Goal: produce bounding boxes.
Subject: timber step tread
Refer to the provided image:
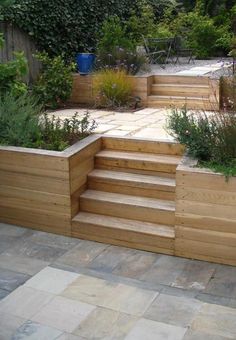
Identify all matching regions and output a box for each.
[152,84,209,89]
[72,212,175,239]
[88,169,175,191]
[80,190,175,211]
[96,150,181,166]
[148,95,211,101]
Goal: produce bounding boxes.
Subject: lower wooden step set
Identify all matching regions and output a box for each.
[72,138,183,255]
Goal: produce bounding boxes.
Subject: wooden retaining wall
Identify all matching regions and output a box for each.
[175,157,236,266]
[0,135,101,236]
[70,74,153,106]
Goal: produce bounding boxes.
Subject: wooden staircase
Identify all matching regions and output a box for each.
[72,138,184,255]
[147,75,219,110]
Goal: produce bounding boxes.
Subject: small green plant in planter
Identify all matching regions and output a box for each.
[93,69,134,109]
[0,92,97,151]
[166,108,236,177]
[33,52,76,109]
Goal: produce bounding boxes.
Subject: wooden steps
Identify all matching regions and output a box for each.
[88,169,175,200]
[95,150,181,175]
[72,137,183,254]
[147,75,219,110]
[80,190,175,225]
[72,212,174,254]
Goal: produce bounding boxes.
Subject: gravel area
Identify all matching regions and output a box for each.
[139,57,233,78]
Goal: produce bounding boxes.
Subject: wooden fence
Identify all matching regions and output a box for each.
[0,21,41,83]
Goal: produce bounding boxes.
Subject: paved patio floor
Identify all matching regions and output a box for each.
[52,108,173,139]
[0,223,236,339]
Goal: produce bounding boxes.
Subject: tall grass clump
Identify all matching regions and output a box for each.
[93,69,134,108]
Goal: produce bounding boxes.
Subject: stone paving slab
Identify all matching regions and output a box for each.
[0,223,236,340]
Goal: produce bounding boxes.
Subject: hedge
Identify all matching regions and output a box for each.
[2,0,139,59]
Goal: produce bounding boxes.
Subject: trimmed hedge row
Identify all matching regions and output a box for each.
[2,0,139,59]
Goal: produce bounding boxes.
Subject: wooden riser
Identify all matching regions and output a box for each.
[102,137,185,156]
[147,98,218,111]
[72,212,174,255]
[88,169,175,200]
[153,75,210,85]
[95,150,181,174]
[151,84,210,97]
[80,190,175,225]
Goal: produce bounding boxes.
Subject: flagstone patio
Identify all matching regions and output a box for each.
[52,107,173,139]
[0,223,236,340]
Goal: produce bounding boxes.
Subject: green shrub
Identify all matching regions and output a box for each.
[0,41,28,96]
[0,92,96,151]
[96,47,148,75]
[0,93,42,148]
[93,69,134,108]
[38,112,97,151]
[166,108,236,175]
[97,16,134,54]
[32,52,75,109]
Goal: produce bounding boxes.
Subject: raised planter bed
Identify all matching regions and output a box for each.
[175,156,236,266]
[0,135,101,236]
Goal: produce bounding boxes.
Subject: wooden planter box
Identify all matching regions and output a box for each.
[175,156,236,266]
[0,135,101,236]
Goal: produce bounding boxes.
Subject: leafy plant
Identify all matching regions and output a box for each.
[2,0,140,59]
[0,92,96,151]
[38,112,97,151]
[33,52,75,109]
[166,108,236,176]
[93,69,134,108]
[0,40,28,96]
[97,16,134,54]
[96,47,148,75]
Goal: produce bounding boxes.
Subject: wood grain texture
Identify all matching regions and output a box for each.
[175,160,236,265]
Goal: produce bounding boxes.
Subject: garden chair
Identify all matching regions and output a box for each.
[173,36,194,64]
[142,36,173,66]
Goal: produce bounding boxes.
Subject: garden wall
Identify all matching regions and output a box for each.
[70,74,153,106]
[175,157,236,266]
[0,135,101,236]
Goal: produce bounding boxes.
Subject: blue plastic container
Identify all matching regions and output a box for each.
[76,53,95,75]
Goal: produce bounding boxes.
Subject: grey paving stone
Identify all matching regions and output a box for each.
[62,274,158,316]
[144,293,202,328]
[0,311,26,340]
[0,223,28,237]
[140,255,188,286]
[28,230,80,249]
[12,320,62,340]
[32,295,95,333]
[183,329,231,340]
[88,245,139,273]
[54,240,108,269]
[4,239,67,262]
[172,260,216,291]
[191,303,236,339]
[0,253,49,276]
[124,318,187,340]
[0,268,30,292]
[57,334,86,340]
[0,235,20,254]
[74,306,138,339]
[0,288,10,300]
[112,250,158,279]
[0,286,54,319]
[204,265,236,299]
[196,292,236,309]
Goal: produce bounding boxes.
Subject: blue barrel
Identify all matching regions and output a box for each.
[76,53,95,75]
